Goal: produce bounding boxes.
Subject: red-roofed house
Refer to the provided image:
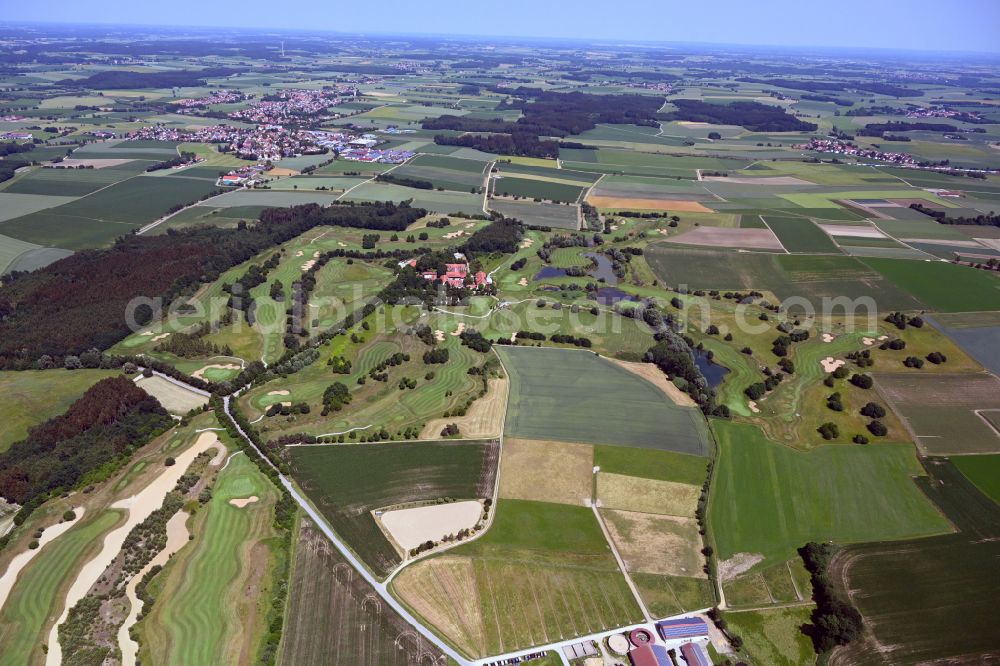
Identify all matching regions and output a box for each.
[474,271,487,287]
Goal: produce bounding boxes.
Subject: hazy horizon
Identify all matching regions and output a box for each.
[4,0,1000,55]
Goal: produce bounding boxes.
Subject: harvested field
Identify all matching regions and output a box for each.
[498,346,710,455]
[420,376,508,439]
[608,359,696,407]
[499,438,594,506]
[819,224,887,238]
[702,176,811,185]
[875,372,1000,454]
[283,518,446,666]
[289,440,499,577]
[660,226,784,251]
[134,374,209,414]
[587,196,713,212]
[601,510,704,578]
[379,500,482,552]
[596,473,700,518]
[631,573,714,617]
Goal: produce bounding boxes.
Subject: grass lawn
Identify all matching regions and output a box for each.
[0,369,120,452]
[725,606,816,666]
[709,421,951,568]
[497,346,710,454]
[139,453,280,666]
[593,445,709,485]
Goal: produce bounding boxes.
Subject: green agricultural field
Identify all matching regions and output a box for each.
[0,369,120,452]
[631,573,714,617]
[138,453,281,666]
[493,177,584,203]
[593,445,709,485]
[2,162,150,197]
[289,440,497,577]
[498,346,710,454]
[709,421,951,568]
[345,182,484,214]
[0,510,123,666]
[832,459,1000,665]
[952,454,1000,505]
[762,215,841,253]
[860,257,1000,312]
[0,193,76,224]
[391,154,489,191]
[0,175,220,248]
[393,499,641,657]
[487,199,579,230]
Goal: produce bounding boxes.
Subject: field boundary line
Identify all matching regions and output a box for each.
[757,215,790,254]
[590,505,652,622]
[336,156,411,202]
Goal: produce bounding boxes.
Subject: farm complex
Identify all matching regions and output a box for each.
[0,15,999,666]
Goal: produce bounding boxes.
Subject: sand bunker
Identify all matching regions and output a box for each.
[0,508,87,614]
[587,195,713,213]
[191,363,240,380]
[229,496,259,508]
[443,230,465,239]
[379,500,482,553]
[295,250,304,257]
[821,357,846,373]
[45,432,220,665]
[150,333,170,342]
[267,390,290,396]
[518,277,528,286]
[117,510,190,666]
[450,322,466,336]
[519,238,534,249]
[748,400,760,414]
[337,242,346,247]
[301,260,316,271]
[822,333,835,343]
[862,337,875,346]
[434,329,445,342]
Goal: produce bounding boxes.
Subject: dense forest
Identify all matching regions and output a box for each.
[433,132,559,158]
[662,99,818,132]
[0,202,425,368]
[736,77,921,98]
[461,217,524,254]
[57,67,241,89]
[0,376,172,508]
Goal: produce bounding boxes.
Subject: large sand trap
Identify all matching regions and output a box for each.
[117,510,190,666]
[610,359,696,407]
[229,496,259,508]
[379,500,482,553]
[191,363,240,380]
[821,357,845,373]
[862,337,875,346]
[748,400,760,413]
[150,333,170,342]
[450,322,466,336]
[267,390,290,396]
[822,333,835,343]
[443,230,465,239]
[301,259,316,271]
[434,329,445,342]
[0,508,86,614]
[519,238,534,248]
[45,433,220,665]
[661,226,783,251]
[587,196,713,213]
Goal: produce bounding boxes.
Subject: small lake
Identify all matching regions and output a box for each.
[583,252,618,285]
[533,266,568,280]
[694,348,730,389]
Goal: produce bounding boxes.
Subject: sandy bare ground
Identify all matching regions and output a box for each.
[266,167,298,177]
[47,158,134,169]
[704,175,812,186]
[392,556,487,657]
[821,357,846,372]
[718,552,765,581]
[45,432,221,665]
[191,363,240,380]
[420,376,508,440]
[229,496,259,508]
[610,359,696,407]
[117,510,190,666]
[662,226,784,250]
[602,510,706,578]
[819,224,887,238]
[135,375,209,414]
[977,238,1000,251]
[597,473,701,518]
[500,438,593,506]
[0,508,87,614]
[378,500,482,552]
[587,195,713,213]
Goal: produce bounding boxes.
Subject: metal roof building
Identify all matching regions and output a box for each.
[657,617,709,640]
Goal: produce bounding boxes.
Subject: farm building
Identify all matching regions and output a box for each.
[562,641,598,660]
[657,617,709,640]
[628,644,672,666]
[679,642,711,666]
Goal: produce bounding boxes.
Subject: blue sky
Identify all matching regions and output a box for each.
[6,0,1000,53]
